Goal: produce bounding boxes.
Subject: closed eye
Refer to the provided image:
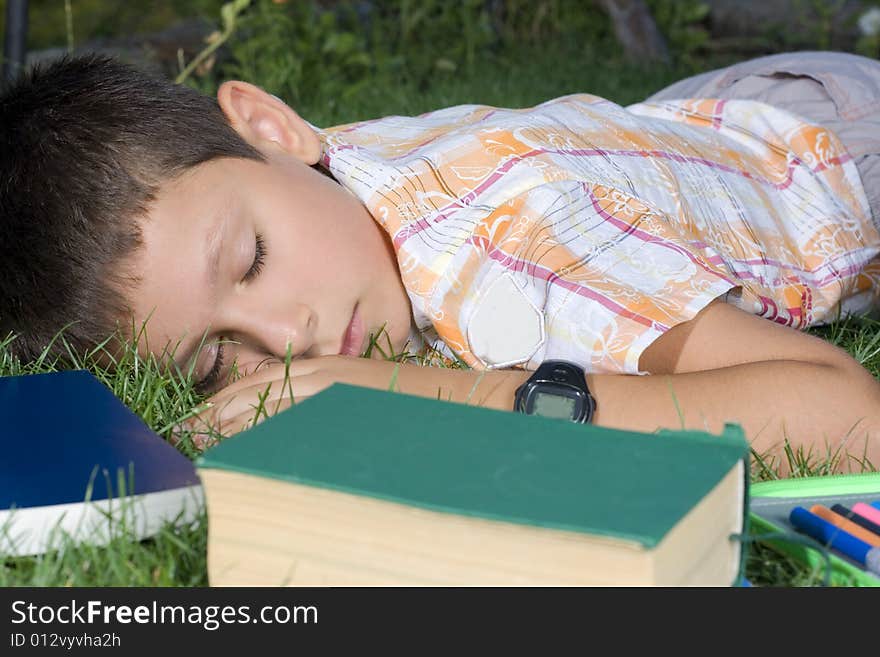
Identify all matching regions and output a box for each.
[194,341,225,395]
[243,233,266,282]
[195,234,264,394]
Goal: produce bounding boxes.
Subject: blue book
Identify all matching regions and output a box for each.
[0,370,203,556]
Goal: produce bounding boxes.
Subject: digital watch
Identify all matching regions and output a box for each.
[513,360,595,423]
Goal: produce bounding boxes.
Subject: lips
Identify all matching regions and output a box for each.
[339,304,365,356]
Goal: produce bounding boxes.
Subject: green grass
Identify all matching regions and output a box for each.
[2,8,879,585]
[0,514,208,587]
[2,314,879,587]
[221,36,724,128]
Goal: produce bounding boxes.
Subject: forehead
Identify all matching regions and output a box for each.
[126,161,234,366]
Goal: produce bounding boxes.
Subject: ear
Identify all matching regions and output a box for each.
[217,81,321,165]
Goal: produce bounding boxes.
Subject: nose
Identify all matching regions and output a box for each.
[221,296,317,364]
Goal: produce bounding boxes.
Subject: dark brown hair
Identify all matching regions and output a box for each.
[0,53,264,364]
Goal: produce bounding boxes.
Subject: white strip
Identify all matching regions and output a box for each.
[0,485,205,557]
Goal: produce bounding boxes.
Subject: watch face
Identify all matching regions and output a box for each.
[515,361,593,423]
[532,390,577,420]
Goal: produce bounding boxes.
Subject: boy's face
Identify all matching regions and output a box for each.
[127,82,414,392]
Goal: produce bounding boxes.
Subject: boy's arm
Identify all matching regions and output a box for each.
[637,297,869,375]
[590,299,880,472]
[482,299,880,471]
[187,300,880,473]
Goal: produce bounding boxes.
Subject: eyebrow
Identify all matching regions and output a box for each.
[171,215,228,378]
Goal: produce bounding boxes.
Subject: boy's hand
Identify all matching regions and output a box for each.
[178,355,528,449]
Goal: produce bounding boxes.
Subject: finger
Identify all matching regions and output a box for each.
[219,397,296,436]
[200,378,314,434]
[210,379,298,420]
[207,360,309,402]
[170,422,221,452]
[207,373,293,409]
[190,430,221,451]
[171,401,217,443]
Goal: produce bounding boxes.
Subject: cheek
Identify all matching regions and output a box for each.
[270,177,378,284]
[290,220,364,282]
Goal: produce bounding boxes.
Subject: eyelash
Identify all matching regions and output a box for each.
[244,233,266,282]
[195,234,265,393]
[195,343,224,395]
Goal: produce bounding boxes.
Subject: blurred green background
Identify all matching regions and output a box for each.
[5,0,880,126]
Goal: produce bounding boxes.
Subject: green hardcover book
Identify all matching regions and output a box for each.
[196,383,750,586]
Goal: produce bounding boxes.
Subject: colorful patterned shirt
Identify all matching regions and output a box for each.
[317,94,880,374]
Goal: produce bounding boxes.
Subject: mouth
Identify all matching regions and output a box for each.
[339,303,365,356]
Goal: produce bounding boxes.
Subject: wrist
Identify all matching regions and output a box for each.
[459,368,531,411]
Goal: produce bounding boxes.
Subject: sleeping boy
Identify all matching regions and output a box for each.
[2,51,879,474]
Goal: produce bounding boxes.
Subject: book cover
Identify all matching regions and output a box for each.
[0,370,204,557]
[197,383,750,586]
